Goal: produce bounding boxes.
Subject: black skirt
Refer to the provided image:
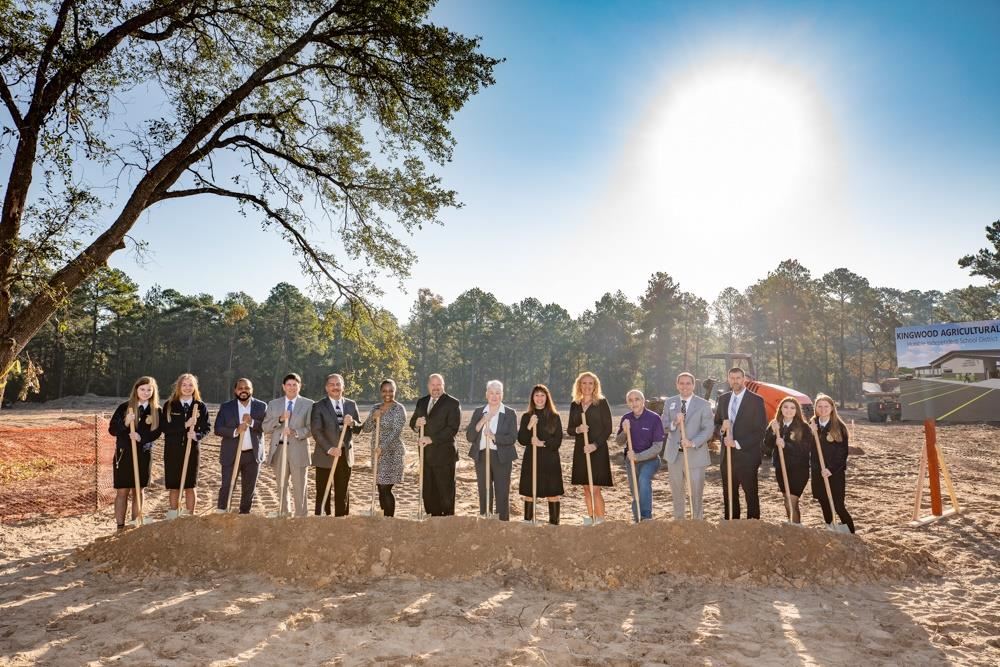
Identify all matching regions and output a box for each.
[113,444,152,489]
[518,445,565,497]
[164,441,200,489]
[570,441,613,487]
[775,458,809,497]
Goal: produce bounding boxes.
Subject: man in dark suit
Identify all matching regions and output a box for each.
[310,373,361,516]
[409,373,461,516]
[214,377,268,513]
[714,367,767,519]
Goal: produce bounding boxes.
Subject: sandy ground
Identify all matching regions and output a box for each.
[1,400,999,666]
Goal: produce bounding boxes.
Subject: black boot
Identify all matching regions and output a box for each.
[523,500,534,522]
[548,501,560,525]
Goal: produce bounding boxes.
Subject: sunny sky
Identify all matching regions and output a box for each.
[101,1,1000,318]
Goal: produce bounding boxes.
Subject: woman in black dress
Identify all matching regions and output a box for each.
[517,384,565,524]
[161,373,210,517]
[566,371,613,524]
[809,394,856,533]
[109,376,163,529]
[763,397,811,523]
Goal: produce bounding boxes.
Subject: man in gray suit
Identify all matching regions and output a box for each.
[263,373,314,517]
[661,372,713,519]
[310,373,361,516]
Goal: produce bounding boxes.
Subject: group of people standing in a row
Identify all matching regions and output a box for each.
[108,367,854,533]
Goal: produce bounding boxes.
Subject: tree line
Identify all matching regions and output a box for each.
[7,256,998,407]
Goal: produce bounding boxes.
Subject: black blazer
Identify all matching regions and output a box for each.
[160,399,210,447]
[109,401,162,450]
[809,418,849,476]
[465,405,519,465]
[310,396,362,469]
[409,392,461,466]
[714,389,767,463]
[518,410,563,452]
[566,399,613,448]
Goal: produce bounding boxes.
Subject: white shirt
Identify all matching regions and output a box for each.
[669,394,695,431]
[478,403,505,451]
[236,400,253,451]
[818,418,830,428]
[181,399,192,409]
[728,391,745,450]
[329,397,344,420]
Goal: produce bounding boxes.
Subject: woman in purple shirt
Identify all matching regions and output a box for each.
[616,389,665,521]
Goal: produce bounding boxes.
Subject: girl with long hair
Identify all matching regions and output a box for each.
[809,394,856,533]
[108,376,163,529]
[161,373,210,516]
[764,396,811,523]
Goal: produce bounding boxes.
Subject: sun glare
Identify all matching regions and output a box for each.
[604,61,839,239]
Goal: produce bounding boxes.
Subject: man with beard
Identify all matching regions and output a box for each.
[214,378,268,513]
[714,367,767,519]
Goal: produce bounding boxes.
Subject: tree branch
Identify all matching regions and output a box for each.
[0,76,22,127]
[157,185,368,308]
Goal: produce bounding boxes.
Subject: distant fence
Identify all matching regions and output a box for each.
[0,416,116,524]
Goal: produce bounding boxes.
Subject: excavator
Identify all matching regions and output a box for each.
[698,352,813,420]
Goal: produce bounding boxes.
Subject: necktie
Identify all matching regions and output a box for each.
[335,400,343,425]
[429,397,437,412]
[680,400,687,451]
[729,394,739,423]
[286,399,293,413]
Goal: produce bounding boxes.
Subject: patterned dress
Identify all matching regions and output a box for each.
[361,401,407,485]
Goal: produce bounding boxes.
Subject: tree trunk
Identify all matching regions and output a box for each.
[84,295,100,394]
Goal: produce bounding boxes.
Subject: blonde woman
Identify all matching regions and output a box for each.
[108,376,163,529]
[809,394,856,533]
[566,371,613,523]
[161,373,210,515]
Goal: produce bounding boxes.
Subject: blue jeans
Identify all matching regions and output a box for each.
[624,456,660,520]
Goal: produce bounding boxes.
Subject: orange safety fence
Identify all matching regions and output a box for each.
[0,416,116,523]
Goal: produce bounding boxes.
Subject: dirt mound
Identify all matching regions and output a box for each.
[76,515,940,589]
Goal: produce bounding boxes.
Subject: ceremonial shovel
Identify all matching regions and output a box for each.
[774,432,796,525]
[417,424,426,521]
[810,427,851,534]
[530,421,539,526]
[127,411,154,526]
[172,404,200,518]
[483,415,493,519]
[318,421,348,516]
[678,415,695,519]
[581,410,597,525]
[360,414,383,517]
[222,417,248,513]
[624,425,641,524]
[722,418,734,521]
[267,412,291,519]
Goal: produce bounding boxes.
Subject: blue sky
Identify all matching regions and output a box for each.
[45,1,1000,318]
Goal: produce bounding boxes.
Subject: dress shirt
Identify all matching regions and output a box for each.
[478,403,503,451]
[236,400,253,450]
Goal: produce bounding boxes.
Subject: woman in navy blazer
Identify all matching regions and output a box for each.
[465,380,518,520]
